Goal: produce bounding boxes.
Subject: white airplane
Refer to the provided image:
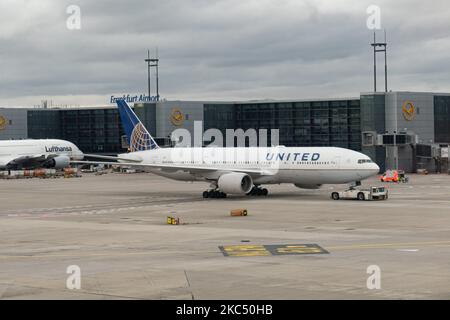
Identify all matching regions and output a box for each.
[0,139,84,170]
[73,100,380,198]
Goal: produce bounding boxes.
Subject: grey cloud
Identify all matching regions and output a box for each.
[1,0,450,105]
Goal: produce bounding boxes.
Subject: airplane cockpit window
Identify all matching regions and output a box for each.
[358,159,373,164]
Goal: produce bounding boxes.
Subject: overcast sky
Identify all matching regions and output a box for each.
[1,0,450,106]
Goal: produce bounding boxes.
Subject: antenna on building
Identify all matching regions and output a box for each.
[371,30,388,92]
[144,49,160,102]
[145,49,152,101]
[155,47,159,102]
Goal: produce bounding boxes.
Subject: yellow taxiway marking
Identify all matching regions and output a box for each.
[220,245,271,257]
[276,247,323,254]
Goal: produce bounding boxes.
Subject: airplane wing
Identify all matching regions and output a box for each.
[0,153,73,170]
[3,154,47,169]
[70,160,276,176]
[83,154,142,163]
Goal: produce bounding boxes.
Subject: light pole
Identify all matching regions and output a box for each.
[144,50,160,102]
[149,58,159,101]
[145,49,152,101]
[371,31,388,92]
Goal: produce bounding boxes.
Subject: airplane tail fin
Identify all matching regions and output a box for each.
[116,99,159,152]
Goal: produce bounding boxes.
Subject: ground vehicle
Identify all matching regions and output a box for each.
[331,186,388,201]
[380,170,409,183]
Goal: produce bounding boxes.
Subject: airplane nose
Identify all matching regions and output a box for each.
[371,163,380,174]
[74,148,84,160]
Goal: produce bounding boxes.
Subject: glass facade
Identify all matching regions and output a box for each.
[434,96,450,143]
[60,108,123,153]
[27,110,61,139]
[205,99,361,150]
[360,94,386,133]
[27,104,159,154]
[360,94,387,172]
[27,108,125,154]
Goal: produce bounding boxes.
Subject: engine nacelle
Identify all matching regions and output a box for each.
[218,173,253,194]
[44,155,70,169]
[294,183,322,190]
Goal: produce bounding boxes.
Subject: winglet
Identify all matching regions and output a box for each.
[116,99,159,151]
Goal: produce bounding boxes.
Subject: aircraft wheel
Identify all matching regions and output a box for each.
[262,188,268,196]
[203,191,209,198]
[331,192,340,200]
[357,192,365,201]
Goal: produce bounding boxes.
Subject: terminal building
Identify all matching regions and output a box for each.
[1,90,450,173]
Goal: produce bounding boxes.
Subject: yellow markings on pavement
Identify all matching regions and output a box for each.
[219,245,271,257]
[274,245,325,255]
[219,244,328,257]
[266,244,328,256]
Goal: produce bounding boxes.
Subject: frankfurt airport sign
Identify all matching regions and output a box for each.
[110,94,159,104]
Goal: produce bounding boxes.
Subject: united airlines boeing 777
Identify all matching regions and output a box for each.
[73,100,380,198]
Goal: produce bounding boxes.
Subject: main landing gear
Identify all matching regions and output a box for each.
[202,190,227,199]
[247,186,268,196]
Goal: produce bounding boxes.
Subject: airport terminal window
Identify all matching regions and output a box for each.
[55,108,124,153]
[360,94,385,133]
[27,110,61,139]
[204,99,361,150]
[434,96,450,143]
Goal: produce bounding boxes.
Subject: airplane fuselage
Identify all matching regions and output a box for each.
[119,146,380,185]
[0,139,84,169]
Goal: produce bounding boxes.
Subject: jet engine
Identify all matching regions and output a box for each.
[44,155,70,169]
[294,184,322,189]
[218,173,253,194]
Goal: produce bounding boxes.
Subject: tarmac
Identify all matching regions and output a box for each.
[0,172,449,299]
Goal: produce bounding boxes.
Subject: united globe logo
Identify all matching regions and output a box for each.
[130,122,155,151]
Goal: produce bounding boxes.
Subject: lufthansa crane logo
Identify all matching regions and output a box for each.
[402,101,416,121]
[170,108,184,126]
[0,116,8,130]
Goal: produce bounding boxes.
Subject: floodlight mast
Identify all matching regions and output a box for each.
[371,31,388,92]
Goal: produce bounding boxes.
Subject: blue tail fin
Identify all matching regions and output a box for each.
[116,99,159,152]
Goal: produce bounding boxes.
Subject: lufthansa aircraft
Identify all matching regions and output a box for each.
[0,139,84,170]
[73,100,380,198]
